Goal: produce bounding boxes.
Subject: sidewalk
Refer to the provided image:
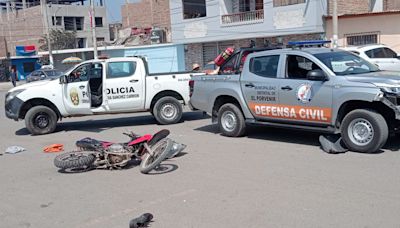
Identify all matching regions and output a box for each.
[0,81,25,91]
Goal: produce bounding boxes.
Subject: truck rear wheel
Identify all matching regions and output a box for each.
[341,109,388,153]
[25,106,58,135]
[153,96,183,125]
[218,103,246,137]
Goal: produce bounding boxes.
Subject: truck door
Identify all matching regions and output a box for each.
[240,54,282,121]
[278,54,333,125]
[63,63,92,115]
[105,60,145,111]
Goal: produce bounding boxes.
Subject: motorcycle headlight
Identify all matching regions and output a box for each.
[5,89,25,103]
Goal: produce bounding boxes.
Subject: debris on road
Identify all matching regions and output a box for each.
[319,135,348,154]
[5,146,26,154]
[43,144,64,153]
[168,141,187,159]
[129,213,153,228]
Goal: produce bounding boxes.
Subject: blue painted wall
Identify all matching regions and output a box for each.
[103,44,186,74]
[11,58,41,80]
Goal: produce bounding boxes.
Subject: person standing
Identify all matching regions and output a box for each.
[10,68,17,87]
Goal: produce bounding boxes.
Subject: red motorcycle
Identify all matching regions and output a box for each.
[54,129,175,174]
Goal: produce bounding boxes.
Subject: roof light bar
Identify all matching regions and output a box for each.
[287,40,331,47]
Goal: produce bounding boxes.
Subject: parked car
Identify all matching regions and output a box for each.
[342,44,400,71]
[26,69,63,83]
[190,45,400,153]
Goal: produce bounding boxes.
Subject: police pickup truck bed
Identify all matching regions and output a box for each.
[190,47,400,153]
[5,57,196,135]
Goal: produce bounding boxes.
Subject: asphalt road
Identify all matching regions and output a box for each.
[1,83,400,228]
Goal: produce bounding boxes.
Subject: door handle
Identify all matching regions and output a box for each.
[79,85,85,89]
[281,86,292,91]
[129,79,139,83]
[245,83,255,88]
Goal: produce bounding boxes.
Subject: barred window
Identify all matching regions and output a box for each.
[273,0,305,7]
[346,33,379,46]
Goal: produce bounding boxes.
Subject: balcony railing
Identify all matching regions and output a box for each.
[221,9,264,25]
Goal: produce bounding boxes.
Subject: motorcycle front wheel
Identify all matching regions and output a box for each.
[54,151,96,171]
[139,138,173,174]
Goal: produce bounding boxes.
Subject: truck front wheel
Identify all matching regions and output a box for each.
[153,96,183,125]
[218,103,246,137]
[25,106,58,135]
[341,109,388,153]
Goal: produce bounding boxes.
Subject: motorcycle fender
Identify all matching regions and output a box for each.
[148,129,170,146]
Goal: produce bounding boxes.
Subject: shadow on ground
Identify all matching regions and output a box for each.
[16,111,209,136]
[194,124,400,153]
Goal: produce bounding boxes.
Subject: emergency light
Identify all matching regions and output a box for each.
[287,40,331,48]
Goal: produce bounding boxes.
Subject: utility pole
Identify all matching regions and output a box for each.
[125,0,130,27]
[41,0,54,66]
[90,0,98,59]
[332,0,338,48]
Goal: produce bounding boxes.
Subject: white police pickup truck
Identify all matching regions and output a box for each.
[5,57,195,135]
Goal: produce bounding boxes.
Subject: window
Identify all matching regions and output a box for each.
[183,0,206,19]
[366,47,398,59]
[95,17,103,27]
[64,17,74,31]
[273,0,305,7]
[286,55,321,79]
[220,53,239,74]
[314,51,379,76]
[23,62,35,73]
[52,16,62,26]
[69,64,91,82]
[250,55,280,78]
[346,33,378,46]
[96,37,105,42]
[107,62,137,79]
[75,17,84,31]
[77,38,86,48]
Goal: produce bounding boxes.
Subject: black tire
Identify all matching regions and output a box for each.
[341,109,388,153]
[218,103,246,137]
[54,151,96,170]
[25,105,58,135]
[140,138,173,174]
[153,96,183,125]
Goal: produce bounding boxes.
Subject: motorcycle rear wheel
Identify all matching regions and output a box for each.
[139,138,173,174]
[54,151,96,171]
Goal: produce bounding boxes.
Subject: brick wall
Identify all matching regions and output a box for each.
[0,6,44,57]
[327,0,370,15]
[185,33,323,70]
[121,0,171,30]
[384,0,400,10]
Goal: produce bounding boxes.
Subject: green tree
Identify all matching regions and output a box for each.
[39,29,76,51]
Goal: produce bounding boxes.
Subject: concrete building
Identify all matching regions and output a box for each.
[169,0,328,70]
[325,0,400,52]
[0,0,110,57]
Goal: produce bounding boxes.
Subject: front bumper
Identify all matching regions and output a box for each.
[5,95,24,121]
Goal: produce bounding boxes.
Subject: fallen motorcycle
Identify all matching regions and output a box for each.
[54,129,181,174]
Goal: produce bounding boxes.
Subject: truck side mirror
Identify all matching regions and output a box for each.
[307,69,328,81]
[59,75,68,84]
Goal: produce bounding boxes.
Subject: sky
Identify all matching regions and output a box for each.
[101,0,140,23]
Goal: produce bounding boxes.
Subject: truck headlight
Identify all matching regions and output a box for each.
[374,83,400,95]
[5,89,25,103]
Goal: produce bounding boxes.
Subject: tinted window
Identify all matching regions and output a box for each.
[250,55,280,78]
[44,70,63,77]
[31,71,40,76]
[286,55,321,79]
[314,51,379,76]
[107,61,136,79]
[366,47,397,58]
[383,48,397,58]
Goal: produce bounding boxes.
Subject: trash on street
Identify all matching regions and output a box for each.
[5,146,26,154]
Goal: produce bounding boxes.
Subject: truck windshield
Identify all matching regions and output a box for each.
[314,51,380,75]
